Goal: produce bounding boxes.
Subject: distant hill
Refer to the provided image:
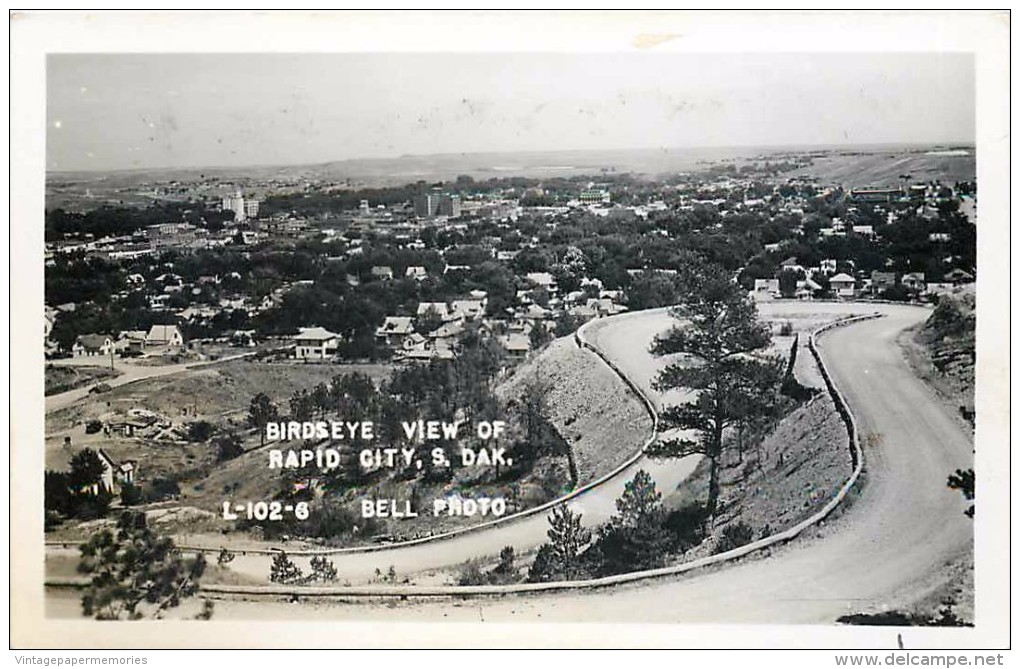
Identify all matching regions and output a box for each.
[785,148,975,188]
[46,143,976,211]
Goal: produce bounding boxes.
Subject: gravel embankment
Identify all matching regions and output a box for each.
[498,336,650,484]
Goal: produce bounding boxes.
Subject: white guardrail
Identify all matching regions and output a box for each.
[48,311,883,598]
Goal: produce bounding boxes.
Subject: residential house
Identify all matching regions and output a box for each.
[292,327,339,360]
[568,303,599,321]
[93,448,136,495]
[753,278,780,300]
[829,273,857,299]
[944,268,975,284]
[796,277,822,300]
[72,334,114,358]
[870,271,898,295]
[451,299,487,321]
[375,317,416,347]
[116,330,148,354]
[443,264,472,275]
[525,272,557,292]
[401,332,428,353]
[901,272,927,292]
[370,265,394,281]
[501,333,531,359]
[230,329,257,347]
[145,324,184,348]
[405,266,428,281]
[417,302,454,323]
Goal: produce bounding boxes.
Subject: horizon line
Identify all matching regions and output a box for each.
[47,140,977,177]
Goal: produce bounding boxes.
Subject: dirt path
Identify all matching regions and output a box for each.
[44,352,258,413]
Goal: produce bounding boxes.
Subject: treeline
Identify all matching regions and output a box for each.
[46,203,234,241]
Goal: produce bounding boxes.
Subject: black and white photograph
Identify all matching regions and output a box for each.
[10,10,1011,653]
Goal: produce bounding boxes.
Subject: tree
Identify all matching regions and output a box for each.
[269,551,304,584]
[494,545,517,577]
[529,322,552,349]
[289,389,314,422]
[68,448,106,492]
[187,421,214,443]
[414,305,444,335]
[594,469,672,574]
[611,469,662,529]
[78,511,209,620]
[214,432,244,462]
[311,382,331,420]
[248,393,278,448]
[649,262,784,519]
[778,268,800,298]
[544,505,592,580]
[307,555,338,583]
[948,468,974,518]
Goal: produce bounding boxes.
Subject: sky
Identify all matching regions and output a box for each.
[46,52,975,172]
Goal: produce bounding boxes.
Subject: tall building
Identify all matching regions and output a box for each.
[414,190,461,218]
[222,191,246,222]
[438,194,461,217]
[414,191,441,218]
[244,199,260,219]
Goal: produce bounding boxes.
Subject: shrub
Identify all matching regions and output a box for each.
[308,556,338,583]
[269,551,304,584]
[214,433,245,462]
[144,477,181,502]
[187,421,214,443]
[663,502,709,551]
[714,521,755,554]
[120,482,143,507]
[456,558,488,586]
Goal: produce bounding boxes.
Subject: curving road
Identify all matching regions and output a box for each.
[202,301,974,622]
[47,302,975,623]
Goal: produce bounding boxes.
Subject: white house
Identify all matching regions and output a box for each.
[293,327,339,360]
[145,324,184,348]
[829,273,857,299]
[405,266,428,281]
[72,334,114,358]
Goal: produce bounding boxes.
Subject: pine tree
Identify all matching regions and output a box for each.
[269,551,304,584]
[78,511,208,620]
[545,505,591,580]
[650,262,784,519]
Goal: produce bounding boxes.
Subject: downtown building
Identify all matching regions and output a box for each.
[414,190,461,218]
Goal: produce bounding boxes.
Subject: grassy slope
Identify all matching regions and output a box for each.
[788,151,976,187]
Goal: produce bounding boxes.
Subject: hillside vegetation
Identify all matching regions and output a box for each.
[911,291,976,425]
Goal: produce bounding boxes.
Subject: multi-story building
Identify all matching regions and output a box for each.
[414,190,461,218]
[220,190,247,222]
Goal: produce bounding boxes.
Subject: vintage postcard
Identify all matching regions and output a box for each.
[9,10,1011,652]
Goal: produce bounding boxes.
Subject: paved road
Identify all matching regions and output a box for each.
[191,301,974,622]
